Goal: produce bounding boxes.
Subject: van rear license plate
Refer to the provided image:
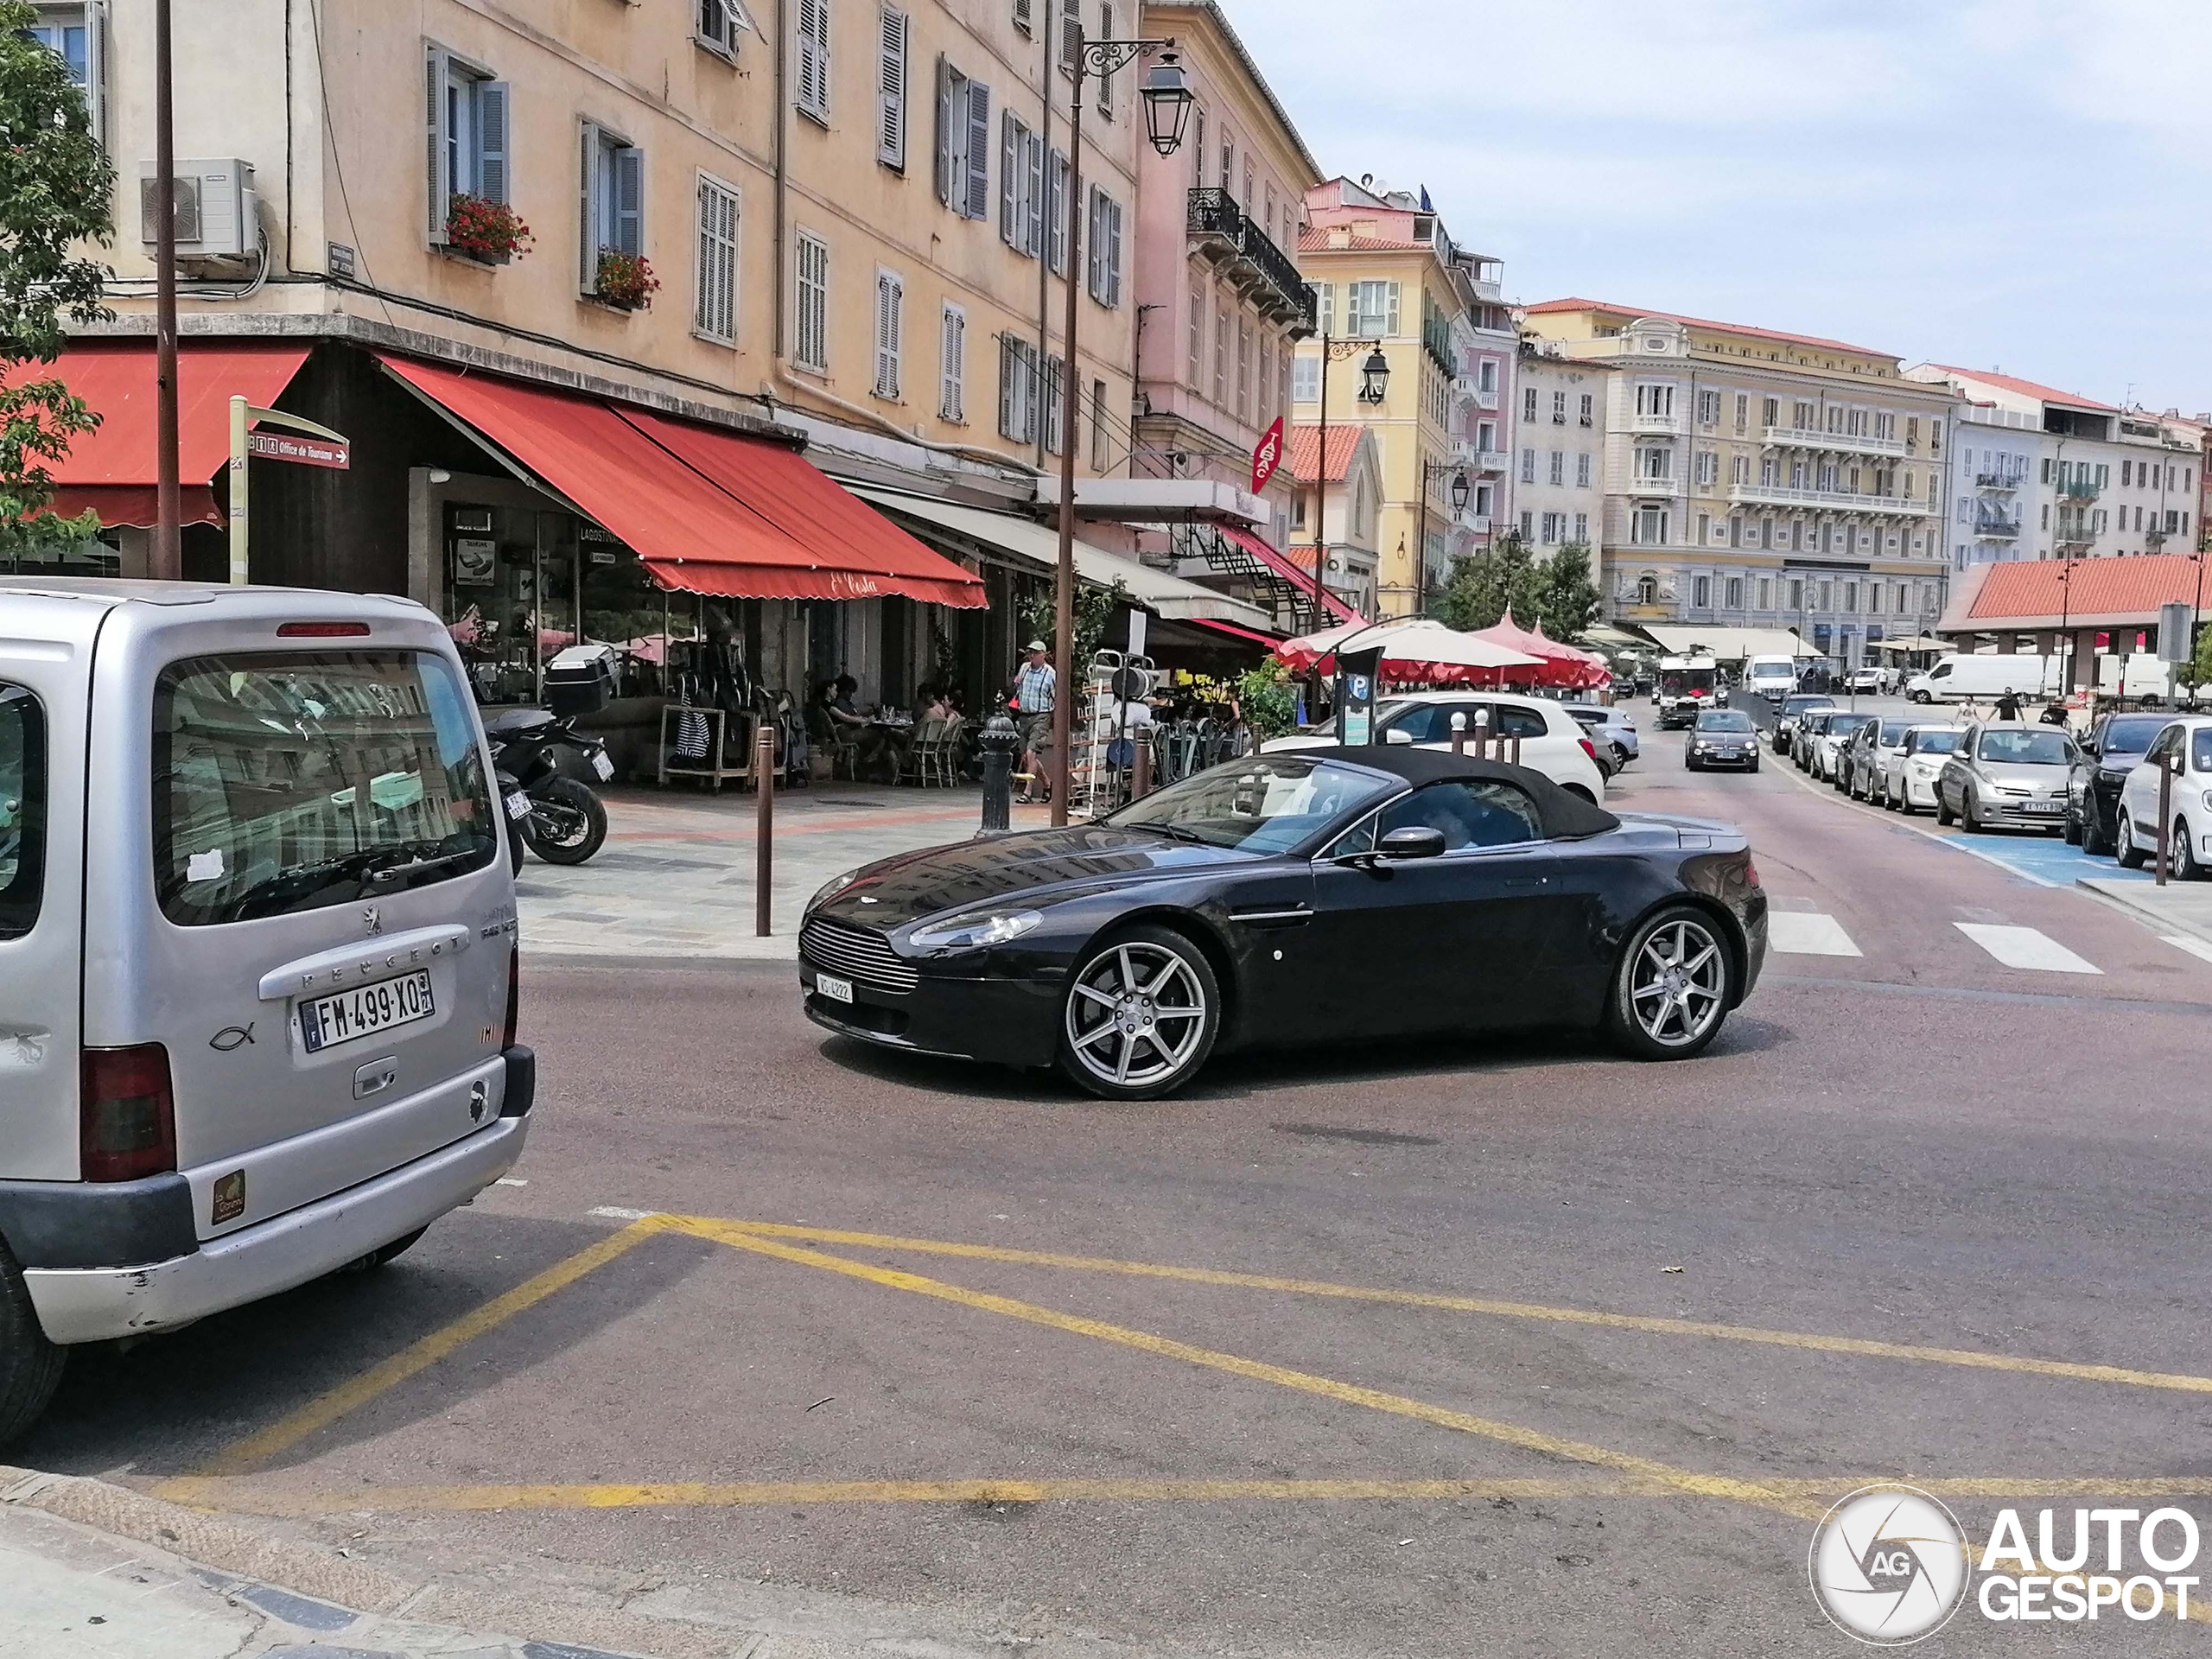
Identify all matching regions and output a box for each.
[301,969,435,1052]
[815,972,854,1004]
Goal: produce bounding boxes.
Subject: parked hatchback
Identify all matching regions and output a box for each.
[1881,725,1963,814]
[0,581,533,1445]
[1838,717,1915,800]
[2115,716,2212,879]
[1936,721,2078,833]
[1264,691,1607,802]
[1564,702,1639,769]
[1776,696,1835,756]
[2066,710,2167,856]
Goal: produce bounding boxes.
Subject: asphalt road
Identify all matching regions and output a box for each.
[23,714,2212,1658]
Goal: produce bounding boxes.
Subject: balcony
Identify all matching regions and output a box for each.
[1974,469,2019,490]
[1632,410,1682,435]
[1729,482,1933,518]
[1452,377,1500,410]
[2058,478,2102,501]
[1760,424,1908,460]
[1625,474,1683,497]
[1466,446,1509,475]
[1186,188,1317,337]
[1974,516,2021,539]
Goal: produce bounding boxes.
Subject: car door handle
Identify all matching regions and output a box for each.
[353,1057,399,1101]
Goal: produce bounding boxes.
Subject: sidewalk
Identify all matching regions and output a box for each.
[2078,874,2212,950]
[517,782,1053,961]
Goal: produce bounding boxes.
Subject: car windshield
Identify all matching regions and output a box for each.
[2102,715,2166,754]
[1103,756,1395,853]
[1907,728,1961,755]
[1784,697,1833,715]
[1695,711,1753,732]
[1878,721,1912,744]
[1977,728,2071,766]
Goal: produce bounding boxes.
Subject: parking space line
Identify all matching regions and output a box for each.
[1766,912,1862,957]
[162,1217,669,1484]
[671,1216,2212,1397]
[2163,933,2212,965]
[1955,922,2103,975]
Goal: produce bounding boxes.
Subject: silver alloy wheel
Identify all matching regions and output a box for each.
[1064,940,1210,1090]
[1627,917,1727,1050]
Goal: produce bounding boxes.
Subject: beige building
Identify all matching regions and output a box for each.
[1522,299,1957,666]
[1509,343,1611,556]
[1285,425,1381,619]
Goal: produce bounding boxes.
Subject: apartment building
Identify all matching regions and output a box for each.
[22,0,1231,712]
[1521,300,1956,666]
[1510,342,1609,555]
[1445,264,1516,559]
[1285,425,1382,620]
[1291,176,1488,619]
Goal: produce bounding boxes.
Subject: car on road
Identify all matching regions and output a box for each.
[1811,714,1873,784]
[1263,690,1607,802]
[1847,666,1893,695]
[1745,654,1800,702]
[1935,721,2079,833]
[0,579,532,1446]
[2065,711,2168,855]
[1907,653,2063,704]
[1685,709,1760,772]
[799,747,1768,1101]
[1838,718,1916,800]
[1564,702,1639,769]
[2114,716,2212,879]
[1773,694,1834,754]
[1879,725,1963,813]
[1789,709,1852,777]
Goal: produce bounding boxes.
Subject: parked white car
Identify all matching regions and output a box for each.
[2115,715,2212,880]
[1264,691,1608,802]
[1880,725,1965,813]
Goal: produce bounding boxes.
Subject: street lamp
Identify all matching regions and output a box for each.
[1048,26,1187,826]
[1413,458,1471,617]
[1359,346,1390,405]
[1451,471,1471,516]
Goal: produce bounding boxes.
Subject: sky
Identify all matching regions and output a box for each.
[1238,0,2212,415]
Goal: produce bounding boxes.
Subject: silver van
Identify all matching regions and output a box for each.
[0,581,531,1441]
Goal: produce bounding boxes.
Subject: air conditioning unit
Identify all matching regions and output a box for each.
[138,158,259,266]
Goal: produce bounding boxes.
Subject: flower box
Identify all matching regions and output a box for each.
[445,194,532,264]
[594,249,659,311]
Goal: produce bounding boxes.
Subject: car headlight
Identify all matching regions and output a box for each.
[908,909,1044,952]
[807,870,861,912]
[2202,790,2212,814]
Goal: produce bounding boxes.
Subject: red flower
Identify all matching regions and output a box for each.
[445,194,532,262]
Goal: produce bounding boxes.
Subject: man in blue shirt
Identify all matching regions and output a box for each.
[1011,640,1057,804]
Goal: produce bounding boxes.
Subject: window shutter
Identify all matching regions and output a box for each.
[874,272,902,398]
[999,112,1017,243]
[797,0,829,119]
[877,9,906,167]
[425,44,450,243]
[1104,195,1122,306]
[1014,0,1033,31]
[614,145,645,254]
[1059,0,1080,73]
[941,307,964,422]
[577,123,598,289]
[1096,3,1113,116]
[932,58,954,205]
[476,81,511,206]
[999,337,1017,438]
[963,81,991,220]
[1084,187,1101,299]
[1023,131,1044,256]
[1385,282,1400,336]
[1046,150,1068,273]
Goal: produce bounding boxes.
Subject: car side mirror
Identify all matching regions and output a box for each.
[1376,826,1447,861]
[1384,727,1415,745]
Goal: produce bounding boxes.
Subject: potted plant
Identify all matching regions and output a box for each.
[444,194,531,264]
[594,249,659,311]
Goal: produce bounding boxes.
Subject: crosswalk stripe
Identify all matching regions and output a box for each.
[2161,934,2212,966]
[1767,912,1863,957]
[1954,923,2102,975]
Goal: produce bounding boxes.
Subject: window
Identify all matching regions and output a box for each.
[1636,382,1675,418]
[1696,389,1719,425]
[1762,397,1779,427]
[1733,393,1748,431]
[692,174,740,343]
[1366,779,1541,852]
[876,6,908,167]
[1236,321,1251,419]
[934,61,992,219]
[698,0,754,59]
[795,0,830,121]
[1042,354,1066,454]
[793,232,829,370]
[426,48,512,246]
[1060,0,1081,73]
[1694,450,1717,486]
[153,652,495,928]
[1793,400,1814,429]
[1292,354,1319,404]
[1479,360,1497,394]
[1547,449,1564,486]
[939,303,966,422]
[1694,576,1710,608]
[1635,445,1672,481]
[999,113,1044,256]
[578,122,643,292]
[1552,391,1567,424]
[1014,0,1033,33]
[1477,420,1496,453]
[1731,454,1749,485]
[1632,507,1669,544]
[25,10,88,87]
[1636,575,1659,606]
[1522,385,1538,423]
[1576,452,1592,488]
[0,684,44,940]
[872,269,904,400]
[1573,512,1587,541]
[1085,187,1123,306]
[1757,578,1770,610]
[1842,582,1857,613]
[1046,150,1070,271]
[1344,281,1399,338]
[1212,304,1228,404]
[1520,448,1535,484]
[1519,511,1534,538]
[999,334,1039,442]
[1578,392,1593,426]
[1187,284,1204,384]
[1541,512,1560,545]
[1091,378,1109,472]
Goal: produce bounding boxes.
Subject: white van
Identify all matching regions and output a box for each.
[1905,654,2063,703]
[0,581,531,1442]
[1745,655,1799,702]
[2094,654,2177,701]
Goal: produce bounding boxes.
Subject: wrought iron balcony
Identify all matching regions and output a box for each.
[2058,478,2102,500]
[1974,515,2021,538]
[1974,468,2020,490]
[1186,188,1317,338]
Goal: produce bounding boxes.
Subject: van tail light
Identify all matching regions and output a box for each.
[276,620,372,638]
[1578,736,1598,760]
[80,1045,177,1183]
[502,949,521,1050]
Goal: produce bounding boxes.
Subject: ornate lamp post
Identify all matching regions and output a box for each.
[1413,460,1471,616]
[1047,32,1192,825]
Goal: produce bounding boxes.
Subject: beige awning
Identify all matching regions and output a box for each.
[1642,624,1817,661]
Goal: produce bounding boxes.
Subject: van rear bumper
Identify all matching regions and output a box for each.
[22,1113,528,1345]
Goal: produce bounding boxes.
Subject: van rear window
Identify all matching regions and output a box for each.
[153,651,497,926]
[0,683,45,940]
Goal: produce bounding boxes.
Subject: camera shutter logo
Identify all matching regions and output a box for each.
[1808,1484,1968,1646]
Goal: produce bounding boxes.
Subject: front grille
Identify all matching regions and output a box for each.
[800,917,919,995]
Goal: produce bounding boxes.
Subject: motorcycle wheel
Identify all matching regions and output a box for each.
[522,774,608,865]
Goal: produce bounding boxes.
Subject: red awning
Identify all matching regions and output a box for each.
[378,356,984,608]
[1219,524,1361,624]
[10,340,310,527]
[1189,617,1286,647]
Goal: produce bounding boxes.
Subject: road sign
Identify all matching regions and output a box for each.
[245,429,350,469]
[229,397,353,585]
[2158,601,2193,664]
[1251,416,1283,494]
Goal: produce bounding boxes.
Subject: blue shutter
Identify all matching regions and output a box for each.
[963,81,991,220]
[475,81,511,206]
[614,145,644,254]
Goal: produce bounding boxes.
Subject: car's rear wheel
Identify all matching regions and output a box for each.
[1058,925,1220,1101]
[2117,810,2148,868]
[2081,802,2110,856]
[1607,906,1734,1061]
[0,1241,64,1449]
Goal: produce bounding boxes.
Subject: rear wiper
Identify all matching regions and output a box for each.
[367,848,483,887]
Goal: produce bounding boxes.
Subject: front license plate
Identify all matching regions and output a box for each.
[2018,800,2061,814]
[300,969,435,1053]
[815,972,855,1004]
[589,750,614,781]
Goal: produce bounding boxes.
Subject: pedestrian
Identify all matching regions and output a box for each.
[1009,639,1057,804]
[1994,687,2022,721]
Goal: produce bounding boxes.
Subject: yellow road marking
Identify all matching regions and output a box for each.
[672,1216,2212,1398]
[162,1217,668,1485]
[663,1218,1826,1521]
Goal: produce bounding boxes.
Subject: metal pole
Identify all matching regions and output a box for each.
[1049,27,1086,829]
[1414,459,1429,620]
[152,0,181,580]
[755,723,778,934]
[1132,732,1152,799]
[226,396,249,584]
[1312,337,1332,630]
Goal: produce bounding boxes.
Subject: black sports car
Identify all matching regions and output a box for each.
[2066,711,2166,855]
[798,748,1768,1101]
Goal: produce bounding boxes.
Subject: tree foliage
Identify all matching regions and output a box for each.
[0,0,115,562]
[1235,658,1299,739]
[1428,536,1602,643]
[1018,577,1131,677]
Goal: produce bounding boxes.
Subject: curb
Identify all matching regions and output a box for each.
[2075,878,2212,950]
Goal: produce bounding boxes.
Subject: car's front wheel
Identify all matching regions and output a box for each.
[2117,810,2148,869]
[2175,820,2202,882]
[1058,925,1221,1101]
[1607,906,1735,1061]
[2082,803,2110,856]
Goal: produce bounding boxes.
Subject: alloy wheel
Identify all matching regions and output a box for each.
[1627,917,1727,1051]
[1064,939,1211,1091]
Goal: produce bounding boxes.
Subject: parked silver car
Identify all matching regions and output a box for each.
[1565,702,1639,768]
[1838,717,1916,800]
[1935,721,2079,833]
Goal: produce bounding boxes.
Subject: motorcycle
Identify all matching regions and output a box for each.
[485,707,613,866]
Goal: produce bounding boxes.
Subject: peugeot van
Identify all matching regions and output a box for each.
[0,581,532,1443]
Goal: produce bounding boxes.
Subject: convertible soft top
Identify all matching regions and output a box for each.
[1282,745,1622,841]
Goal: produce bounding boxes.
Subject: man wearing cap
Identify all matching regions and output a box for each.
[1010,640,1058,804]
